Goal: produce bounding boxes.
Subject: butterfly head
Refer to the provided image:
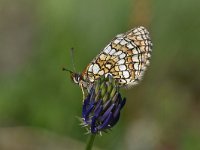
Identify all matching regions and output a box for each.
[63,67,86,87]
[70,72,82,84]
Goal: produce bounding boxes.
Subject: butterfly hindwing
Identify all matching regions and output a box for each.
[82,26,152,88]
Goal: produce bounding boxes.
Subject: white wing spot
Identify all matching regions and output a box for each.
[123,71,130,78]
[113,38,121,44]
[93,64,100,74]
[118,59,125,65]
[134,63,139,70]
[119,53,126,59]
[132,49,138,55]
[89,76,95,82]
[132,55,139,62]
[114,51,122,56]
[119,65,126,71]
[127,43,134,49]
[104,46,111,54]
[98,70,104,75]
[109,49,116,55]
[120,39,128,45]
[146,60,150,66]
[88,64,93,72]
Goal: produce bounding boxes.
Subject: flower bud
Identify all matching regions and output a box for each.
[81,75,126,134]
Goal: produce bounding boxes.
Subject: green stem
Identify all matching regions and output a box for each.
[85,134,96,150]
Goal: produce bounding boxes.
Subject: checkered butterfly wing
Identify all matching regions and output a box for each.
[82,26,152,88]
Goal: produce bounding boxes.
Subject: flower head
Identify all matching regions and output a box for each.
[81,75,126,134]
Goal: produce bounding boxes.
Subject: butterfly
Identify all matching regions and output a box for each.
[66,26,152,95]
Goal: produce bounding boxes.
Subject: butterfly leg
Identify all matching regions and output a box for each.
[80,83,86,101]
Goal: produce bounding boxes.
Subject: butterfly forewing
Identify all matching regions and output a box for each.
[82,26,152,88]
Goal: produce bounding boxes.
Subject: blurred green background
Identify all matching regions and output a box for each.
[0,0,200,149]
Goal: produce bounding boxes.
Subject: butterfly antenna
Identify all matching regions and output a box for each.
[62,67,73,74]
[70,47,77,72]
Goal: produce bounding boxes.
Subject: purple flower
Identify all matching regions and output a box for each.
[81,75,126,134]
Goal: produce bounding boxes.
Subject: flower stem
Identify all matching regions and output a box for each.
[85,134,96,150]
